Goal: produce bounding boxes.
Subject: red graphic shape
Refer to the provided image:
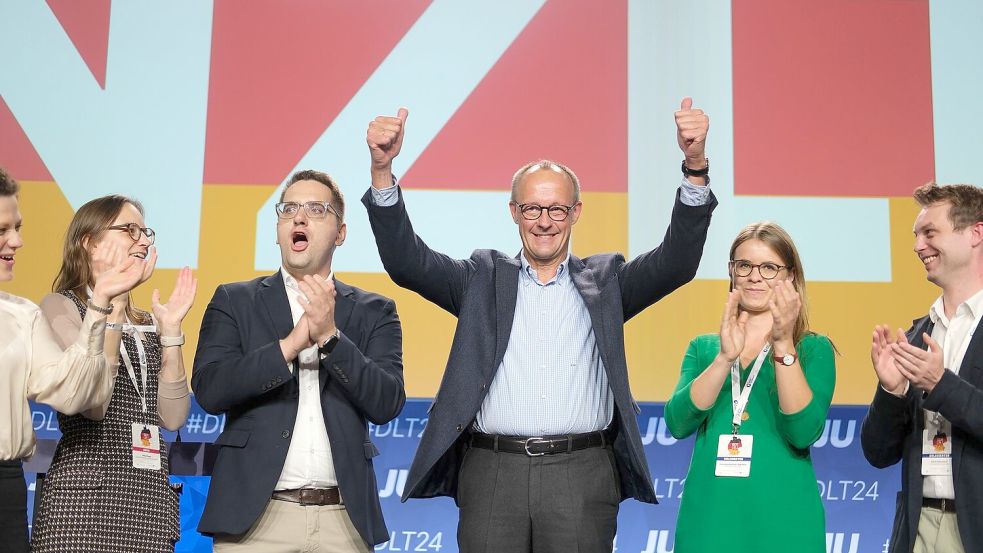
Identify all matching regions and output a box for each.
[733,0,934,197]
[403,0,627,193]
[0,97,53,181]
[47,0,111,89]
[204,1,429,185]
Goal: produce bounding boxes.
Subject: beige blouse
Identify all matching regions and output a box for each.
[40,293,190,431]
[0,291,112,460]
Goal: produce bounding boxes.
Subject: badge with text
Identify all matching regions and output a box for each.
[921,428,952,476]
[131,422,162,470]
[715,434,753,477]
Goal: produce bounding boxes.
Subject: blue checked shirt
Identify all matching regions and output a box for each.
[370,177,709,436]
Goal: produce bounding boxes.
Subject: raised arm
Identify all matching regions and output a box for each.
[619,98,716,320]
[31,250,147,414]
[151,266,197,431]
[364,107,475,314]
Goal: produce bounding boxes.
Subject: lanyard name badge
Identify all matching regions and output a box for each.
[715,343,770,478]
[922,309,983,476]
[118,323,162,471]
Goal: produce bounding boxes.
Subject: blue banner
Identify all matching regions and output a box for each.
[25,399,898,553]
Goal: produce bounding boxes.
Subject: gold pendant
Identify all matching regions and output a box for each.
[741,411,750,421]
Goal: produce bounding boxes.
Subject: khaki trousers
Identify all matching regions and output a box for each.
[913,506,964,553]
[213,498,369,553]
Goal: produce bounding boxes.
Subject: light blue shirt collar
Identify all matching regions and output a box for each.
[519,252,570,287]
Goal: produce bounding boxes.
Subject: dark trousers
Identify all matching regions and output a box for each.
[456,444,620,553]
[0,460,29,553]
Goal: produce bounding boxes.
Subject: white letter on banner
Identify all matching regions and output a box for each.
[0,1,213,268]
[627,1,890,282]
[254,0,546,272]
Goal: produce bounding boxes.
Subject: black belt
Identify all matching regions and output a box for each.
[272,487,341,506]
[470,429,614,457]
[922,497,956,513]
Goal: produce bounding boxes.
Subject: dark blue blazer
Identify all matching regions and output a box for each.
[363,187,716,504]
[191,272,404,546]
[861,315,983,553]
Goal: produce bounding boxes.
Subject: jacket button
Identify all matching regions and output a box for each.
[281,430,290,439]
[480,383,486,391]
[456,424,463,432]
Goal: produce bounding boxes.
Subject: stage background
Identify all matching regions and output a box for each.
[2,1,981,552]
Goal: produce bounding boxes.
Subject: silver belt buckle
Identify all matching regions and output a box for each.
[524,436,546,457]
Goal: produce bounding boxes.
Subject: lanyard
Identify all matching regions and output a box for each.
[118,323,152,414]
[730,343,771,434]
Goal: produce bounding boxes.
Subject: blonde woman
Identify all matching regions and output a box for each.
[666,222,836,553]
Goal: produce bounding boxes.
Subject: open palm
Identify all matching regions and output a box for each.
[152,267,198,329]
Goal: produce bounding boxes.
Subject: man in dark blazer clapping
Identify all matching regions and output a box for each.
[863,182,983,553]
[193,170,405,552]
[362,100,715,553]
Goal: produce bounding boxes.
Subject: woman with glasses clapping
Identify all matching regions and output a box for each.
[31,195,197,552]
[665,222,836,553]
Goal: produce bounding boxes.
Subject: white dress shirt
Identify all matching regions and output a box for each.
[275,269,338,490]
[923,288,983,500]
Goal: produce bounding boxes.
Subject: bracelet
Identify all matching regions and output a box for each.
[160,334,186,347]
[87,299,113,315]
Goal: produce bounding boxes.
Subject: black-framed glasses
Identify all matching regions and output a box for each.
[513,202,577,221]
[275,201,338,219]
[107,223,155,244]
[729,259,789,280]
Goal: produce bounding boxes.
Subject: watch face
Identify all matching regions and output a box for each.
[781,354,794,366]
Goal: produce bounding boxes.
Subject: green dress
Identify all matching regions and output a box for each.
[665,333,835,553]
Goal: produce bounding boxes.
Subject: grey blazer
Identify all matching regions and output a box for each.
[363,187,716,504]
[861,315,983,553]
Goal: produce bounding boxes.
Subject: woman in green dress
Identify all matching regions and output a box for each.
[666,222,835,553]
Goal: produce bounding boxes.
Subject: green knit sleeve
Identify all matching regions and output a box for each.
[665,335,715,439]
[775,333,836,449]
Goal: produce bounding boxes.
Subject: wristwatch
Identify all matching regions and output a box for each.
[319,329,340,355]
[773,351,798,366]
[681,157,710,178]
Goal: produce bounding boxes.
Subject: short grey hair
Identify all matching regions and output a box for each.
[510,159,581,203]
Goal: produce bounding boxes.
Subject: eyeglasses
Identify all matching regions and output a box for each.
[107,223,155,244]
[729,260,789,280]
[513,202,577,221]
[275,201,338,219]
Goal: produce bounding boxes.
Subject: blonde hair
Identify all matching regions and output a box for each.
[729,221,811,345]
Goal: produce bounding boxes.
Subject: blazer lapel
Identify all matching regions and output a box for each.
[569,256,615,380]
[491,256,521,379]
[259,271,295,341]
[321,278,356,392]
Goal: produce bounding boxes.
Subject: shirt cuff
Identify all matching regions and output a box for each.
[159,378,191,399]
[881,382,909,398]
[369,179,400,207]
[79,308,108,356]
[679,176,711,207]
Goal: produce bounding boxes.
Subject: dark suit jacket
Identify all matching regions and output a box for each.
[362,187,716,503]
[861,315,983,553]
[191,272,404,546]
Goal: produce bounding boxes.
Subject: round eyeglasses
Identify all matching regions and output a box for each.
[275,201,338,219]
[107,223,155,244]
[513,202,576,222]
[729,260,789,280]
